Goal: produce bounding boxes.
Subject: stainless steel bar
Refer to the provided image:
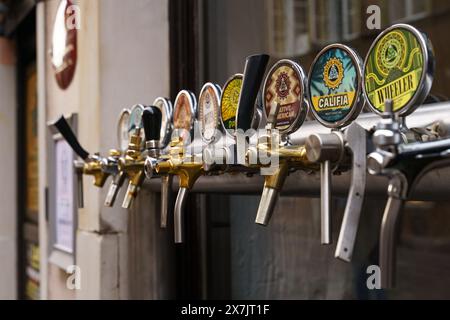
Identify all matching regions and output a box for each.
[141,104,450,200]
[174,187,189,243]
[142,166,450,201]
[289,103,450,145]
[320,161,331,244]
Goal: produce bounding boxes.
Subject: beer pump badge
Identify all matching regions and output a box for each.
[364,24,432,115]
[173,90,196,140]
[263,60,307,133]
[199,83,221,142]
[220,74,242,133]
[308,45,362,127]
[117,109,131,152]
[153,97,173,148]
[128,104,145,146]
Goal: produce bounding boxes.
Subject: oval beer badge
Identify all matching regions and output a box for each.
[220,74,243,134]
[308,44,363,128]
[199,83,221,142]
[363,24,434,116]
[173,90,196,141]
[263,60,308,134]
[153,97,173,148]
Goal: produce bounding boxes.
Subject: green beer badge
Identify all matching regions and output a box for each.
[363,24,434,116]
[308,44,363,128]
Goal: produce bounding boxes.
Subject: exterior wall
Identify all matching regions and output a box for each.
[38,0,173,299]
[0,37,17,300]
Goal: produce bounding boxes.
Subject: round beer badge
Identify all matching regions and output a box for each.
[128,104,146,148]
[198,83,221,142]
[117,108,131,152]
[262,60,308,134]
[173,90,196,140]
[220,74,243,134]
[153,97,173,148]
[307,44,363,128]
[363,24,434,116]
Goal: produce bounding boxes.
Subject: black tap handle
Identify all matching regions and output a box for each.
[53,115,90,160]
[142,106,162,141]
[236,54,270,131]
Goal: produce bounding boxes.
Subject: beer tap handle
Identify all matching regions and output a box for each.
[143,106,162,143]
[335,123,367,260]
[236,54,270,132]
[53,115,90,160]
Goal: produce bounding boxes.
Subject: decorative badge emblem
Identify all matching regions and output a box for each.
[323,57,344,90]
[308,45,362,127]
[263,60,307,133]
[173,90,196,141]
[220,74,242,132]
[275,72,291,100]
[364,24,433,115]
[199,83,221,142]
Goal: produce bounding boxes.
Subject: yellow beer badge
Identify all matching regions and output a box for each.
[323,57,344,90]
[220,74,242,133]
[363,24,434,116]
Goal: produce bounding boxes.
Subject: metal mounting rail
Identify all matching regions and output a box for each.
[143,103,450,201]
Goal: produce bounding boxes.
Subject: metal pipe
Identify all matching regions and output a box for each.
[320,161,331,244]
[289,103,450,145]
[174,187,189,243]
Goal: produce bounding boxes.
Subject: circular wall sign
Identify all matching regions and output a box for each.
[153,97,173,148]
[363,24,434,116]
[262,59,308,134]
[220,74,243,135]
[198,83,222,143]
[117,109,131,152]
[307,44,363,128]
[51,0,77,90]
[173,90,197,141]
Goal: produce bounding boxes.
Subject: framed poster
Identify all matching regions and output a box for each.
[47,114,78,267]
[54,138,75,253]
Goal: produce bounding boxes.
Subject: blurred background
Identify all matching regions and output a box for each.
[1,0,450,300]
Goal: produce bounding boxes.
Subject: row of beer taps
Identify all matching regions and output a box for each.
[51,23,450,289]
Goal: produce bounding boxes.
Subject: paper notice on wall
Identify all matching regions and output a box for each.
[54,139,74,253]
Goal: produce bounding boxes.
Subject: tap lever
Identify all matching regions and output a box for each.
[143,106,162,143]
[53,115,90,160]
[236,54,270,132]
[335,123,367,261]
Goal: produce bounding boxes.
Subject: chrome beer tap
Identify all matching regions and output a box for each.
[304,44,366,249]
[52,115,112,208]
